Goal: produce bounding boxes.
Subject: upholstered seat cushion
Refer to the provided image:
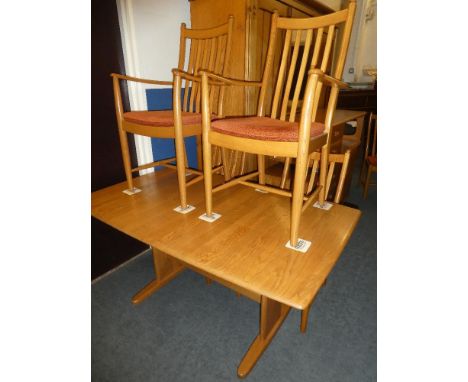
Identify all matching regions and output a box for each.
[211,116,325,142]
[123,110,202,127]
[367,155,377,166]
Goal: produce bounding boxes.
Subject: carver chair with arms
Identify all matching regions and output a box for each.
[199,3,356,249]
[111,16,234,211]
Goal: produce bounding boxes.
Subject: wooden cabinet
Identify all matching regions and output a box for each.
[337,87,377,113]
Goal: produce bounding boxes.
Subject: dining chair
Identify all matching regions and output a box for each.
[111,16,234,212]
[299,148,351,332]
[305,150,351,204]
[361,113,377,199]
[199,2,356,249]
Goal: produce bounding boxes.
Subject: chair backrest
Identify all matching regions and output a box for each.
[178,16,234,114]
[257,2,356,127]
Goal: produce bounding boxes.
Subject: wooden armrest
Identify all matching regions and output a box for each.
[308,69,348,89]
[110,73,172,86]
[198,70,263,87]
[172,69,228,86]
[172,69,202,83]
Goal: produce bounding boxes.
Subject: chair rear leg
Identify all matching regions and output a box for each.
[280,158,291,189]
[258,154,266,185]
[363,164,372,199]
[221,148,231,182]
[318,145,329,205]
[196,134,203,170]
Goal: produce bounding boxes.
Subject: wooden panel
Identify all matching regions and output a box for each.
[92,169,360,309]
[337,87,377,113]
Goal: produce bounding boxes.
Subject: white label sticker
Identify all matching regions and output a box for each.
[285,239,312,253]
[198,212,222,222]
[122,187,142,195]
[313,201,333,210]
[174,205,196,214]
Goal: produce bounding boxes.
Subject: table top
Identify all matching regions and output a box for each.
[92,170,360,310]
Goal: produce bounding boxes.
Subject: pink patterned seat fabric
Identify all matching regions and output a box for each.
[211,116,325,142]
[123,110,202,127]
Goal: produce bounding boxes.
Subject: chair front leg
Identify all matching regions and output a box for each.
[203,136,214,216]
[290,153,308,247]
[174,135,188,209]
[117,127,135,192]
[173,75,188,209]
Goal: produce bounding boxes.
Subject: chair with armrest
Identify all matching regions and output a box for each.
[111,16,234,212]
[199,3,356,249]
[300,148,351,332]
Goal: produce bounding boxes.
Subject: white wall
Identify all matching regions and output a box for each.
[342,0,377,83]
[323,0,343,11]
[353,0,376,82]
[128,0,190,81]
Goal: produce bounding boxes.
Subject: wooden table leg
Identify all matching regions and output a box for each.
[132,247,185,304]
[300,277,327,333]
[237,296,291,378]
[300,306,311,333]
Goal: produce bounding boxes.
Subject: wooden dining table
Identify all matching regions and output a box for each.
[91,169,360,377]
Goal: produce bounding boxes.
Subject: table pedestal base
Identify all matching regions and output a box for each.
[237,296,291,378]
[132,247,185,304]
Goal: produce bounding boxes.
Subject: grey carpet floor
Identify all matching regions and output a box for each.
[92,167,376,382]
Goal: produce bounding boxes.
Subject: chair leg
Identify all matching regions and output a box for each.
[203,135,214,216]
[300,305,311,333]
[290,153,308,247]
[258,154,266,185]
[363,164,372,199]
[183,141,189,169]
[221,148,231,182]
[117,128,135,192]
[280,158,291,189]
[318,145,329,205]
[173,74,188,208]
[174,137,188,209]
[196,134,203,170]
[359,157,367,187]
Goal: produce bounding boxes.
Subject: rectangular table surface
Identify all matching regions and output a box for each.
[92,170,361,310]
